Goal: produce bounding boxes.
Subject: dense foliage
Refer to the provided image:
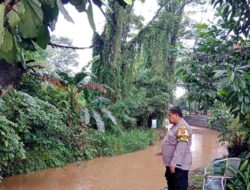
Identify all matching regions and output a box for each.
[0,0,132,63]
[0,88,155,179]
[0,0,199,180]
[227,160,250,190]
[92,0,201,128]
[178,1,250,157]
[211,0,250,37]
[0,90,86,177]
[1,1,249,188]
[208,101,233,135]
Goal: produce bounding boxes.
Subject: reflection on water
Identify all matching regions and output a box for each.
[0,127,228,190]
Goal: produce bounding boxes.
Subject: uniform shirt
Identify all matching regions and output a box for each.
[162,118,192,170]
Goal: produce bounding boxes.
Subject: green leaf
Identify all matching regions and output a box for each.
[0,4,4,46]
[56,0,74,23]
[211,0,216,5]
[227,183,234,190]
[214,70,227,78]
[80,108,90,125]
[240,160,249,172]
[217,77,228,88]
[40,0,57,7]
[239,94,243,102]
[0,49,16,63]
[20,38,36,51]
[218,88,230,96]
[222,5,230,18]
[0,30,17,63]
[123,0,132,5]
[6,2,25,28]
[213,0,222,8]
[100,108,117,125]
[69,0,87,12]
[229,71,235,82]
[244,96,249,104]
[42,2,59,30]
[37,25,50,49]
[232,81,240,92]
[243,71,250,81]
[92,109,105,132]
[238,77,246,89]
[196,24,208,30]
[18,0,44,38]
[0,30,13,52]
[86,2,96,32]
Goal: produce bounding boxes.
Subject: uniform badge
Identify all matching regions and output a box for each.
[177,125,189,142]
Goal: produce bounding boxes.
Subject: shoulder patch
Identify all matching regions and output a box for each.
[177,125,189,142]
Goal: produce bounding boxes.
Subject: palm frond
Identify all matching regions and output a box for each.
[80,107,90,125]
[90,96,111,107]
[101,108,117,125]
[92,109,105,132]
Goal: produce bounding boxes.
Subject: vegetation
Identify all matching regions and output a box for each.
[208,101,233,135]
[178,0,250,157]
[36,35,80,74]
[0,0,163,180]
[0,88,155,178]
[227,160,250,190]
[0,0,250,189]
[176,1,250,188]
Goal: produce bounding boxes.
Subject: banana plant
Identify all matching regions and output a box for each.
[38,70,116,132]
[227,160,250,190]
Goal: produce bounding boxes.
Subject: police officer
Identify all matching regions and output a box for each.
[156,106,192,190]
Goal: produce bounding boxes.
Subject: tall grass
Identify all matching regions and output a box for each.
[83,126,157,159]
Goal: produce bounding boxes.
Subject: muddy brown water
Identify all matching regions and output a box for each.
[0,127,228,190]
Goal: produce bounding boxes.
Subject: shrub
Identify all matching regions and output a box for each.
[0,115,26,179]
[227,160,250,190]
[208,101,232,132]
[0,90,157,179]
[83,127,157,159]
[0,91,87,177]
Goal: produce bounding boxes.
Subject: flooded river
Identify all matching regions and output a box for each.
[0,127,228,190]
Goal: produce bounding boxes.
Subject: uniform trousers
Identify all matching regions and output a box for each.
[165,166,189,190]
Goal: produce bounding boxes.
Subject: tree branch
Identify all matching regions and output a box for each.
[48,42,93,50]
[127,0,171,48]
[176,0,194,15]
[127,0,197,49]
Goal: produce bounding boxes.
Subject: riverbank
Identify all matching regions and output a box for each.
[0,126,227,190]
[188,168,204,190]
[0,125,157,180]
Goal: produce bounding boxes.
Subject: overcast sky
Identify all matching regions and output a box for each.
[52,1,159,67]
[51,1,214,98]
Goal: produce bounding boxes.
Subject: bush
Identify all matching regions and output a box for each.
[83,127,157,159]
[227,160,250,190]
[110,92,148,128]
[0,90,157,179]
[0,91,86,177]
[208,101,232,132]
[0,115,26,179]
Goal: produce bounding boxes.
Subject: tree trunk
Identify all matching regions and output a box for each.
[92,1,131,102]
[0,60,24,97]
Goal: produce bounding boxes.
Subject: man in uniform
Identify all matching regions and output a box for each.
[156,106,192,190]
